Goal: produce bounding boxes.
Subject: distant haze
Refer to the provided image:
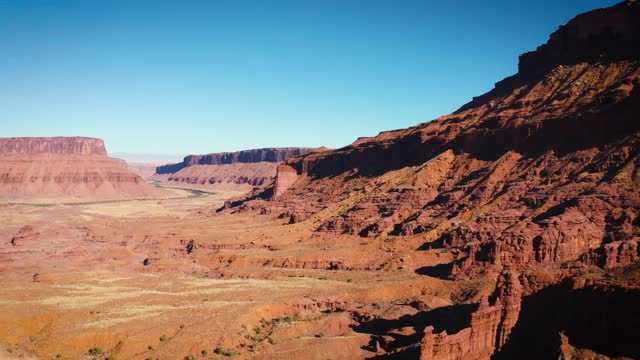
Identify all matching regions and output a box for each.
[110,152,185,165]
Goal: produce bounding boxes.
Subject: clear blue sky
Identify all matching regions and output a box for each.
[0,0,620,155]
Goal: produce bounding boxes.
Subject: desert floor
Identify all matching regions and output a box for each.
[0,189,477,360]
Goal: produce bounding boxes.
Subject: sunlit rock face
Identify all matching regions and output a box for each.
[0,136,165,201]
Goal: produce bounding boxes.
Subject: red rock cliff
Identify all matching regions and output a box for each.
[273,164,299,199]
[227,1,640,279]
[420,271,522,360]
[156,147,315,174]
[0,137,107,155]
[0,137,165,201]
[154,147,316,193]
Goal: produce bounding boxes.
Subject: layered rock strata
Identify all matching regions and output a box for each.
[419,271,522,360]
[225,1,640,280]
[154,148,315,192]
[0,137,164,201]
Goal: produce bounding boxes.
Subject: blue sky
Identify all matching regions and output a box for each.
[0,0,620,155]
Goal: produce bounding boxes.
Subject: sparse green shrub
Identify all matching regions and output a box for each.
[147,345,153,350]
[314,332,324,338]
[159,335,167,342]
[55,354,62,359]
[201,349,208,357]
[213,347,237,357]
[183,355,196,360]
[179,324,185,329]
[87,347,103,356]
[318,276,328,280]
[106,356,116,360]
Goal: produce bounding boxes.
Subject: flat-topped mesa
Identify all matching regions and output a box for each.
[0,137,107,155]
[156,147,315,174]
[519,0,640,76]
[0,136,165,201]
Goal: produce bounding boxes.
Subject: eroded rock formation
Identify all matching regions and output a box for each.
[274,164,299,198]
[420,271,522,360]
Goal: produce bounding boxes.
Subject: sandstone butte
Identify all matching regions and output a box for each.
[152,147,317,192]
[0,136,167,202]
[220,1,640,358]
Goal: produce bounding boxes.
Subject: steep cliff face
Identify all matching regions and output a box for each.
[156,148,315,174]
[159,162,278,192]
[273,164,299,198]
[418,268,640,360]
[226,0,640,279]
[420,271,522,360]
[0,137,107,155]
[494,272,640,360]
[154,148,316,192]
[0,137,165,201]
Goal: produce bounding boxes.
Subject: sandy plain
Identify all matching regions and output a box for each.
[0,188,467,360]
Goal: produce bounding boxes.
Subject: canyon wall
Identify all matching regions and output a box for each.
[154,147,316,192]
[419,269,640,360]
[156,148,314,174]
[227,0,640,278]
[221,3,640,358]
[158,162,278,192]
[494,273,640,359]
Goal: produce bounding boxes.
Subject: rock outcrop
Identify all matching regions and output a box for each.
[154,148,316,192]
[420,271,522,360]
[274,164,299,198]
[0,137,165,201]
